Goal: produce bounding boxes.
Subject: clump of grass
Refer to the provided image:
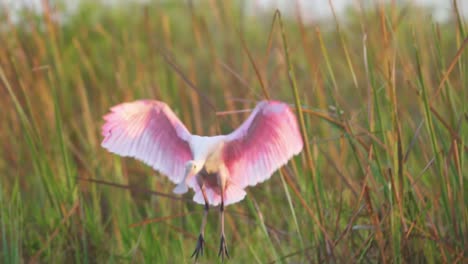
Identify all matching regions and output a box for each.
[0,0,466,263]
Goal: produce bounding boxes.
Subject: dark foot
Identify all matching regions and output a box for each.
[191,234,205,260]
[218,235,229,261]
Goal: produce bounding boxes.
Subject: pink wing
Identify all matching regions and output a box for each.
[223,101,303,189]
[101,100,193,184]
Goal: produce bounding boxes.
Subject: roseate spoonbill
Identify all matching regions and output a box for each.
[101,99,303,260]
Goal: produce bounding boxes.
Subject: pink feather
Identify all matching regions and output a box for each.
[192,182,246,206]
[101,100,193,184]
[223,101,303,190]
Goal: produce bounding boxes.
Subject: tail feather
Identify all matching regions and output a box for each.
[224,183,247,206]
[192,182,246,206]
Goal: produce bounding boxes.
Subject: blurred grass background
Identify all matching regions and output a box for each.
[0,0,467,263]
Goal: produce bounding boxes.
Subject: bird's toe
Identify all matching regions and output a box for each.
[191,234,205,260]
[218,235,229,261]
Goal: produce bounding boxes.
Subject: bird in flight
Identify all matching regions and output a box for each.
[101,99,303,260]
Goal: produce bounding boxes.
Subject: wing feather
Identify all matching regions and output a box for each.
[101,100,193,183]
[223,101,303,188]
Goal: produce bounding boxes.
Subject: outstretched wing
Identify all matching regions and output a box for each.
[223,101,303,188]
[101,100,193,184]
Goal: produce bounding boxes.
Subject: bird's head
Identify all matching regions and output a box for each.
[173,160,204,194]
[184,160,204,175]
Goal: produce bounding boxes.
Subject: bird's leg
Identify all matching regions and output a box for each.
[218,187,229,261]
[191,185,209,260]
